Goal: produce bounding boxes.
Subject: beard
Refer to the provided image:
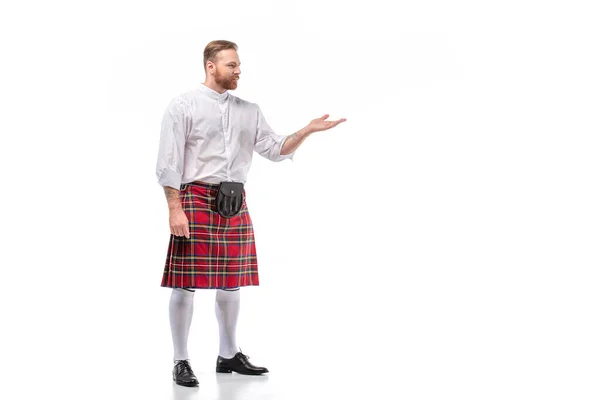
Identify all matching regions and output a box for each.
[215,69,239,90]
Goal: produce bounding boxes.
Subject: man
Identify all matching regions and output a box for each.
[156,40,346,387]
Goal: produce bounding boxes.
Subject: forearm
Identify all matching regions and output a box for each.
[280,126,313,155]
[163,186,183,212]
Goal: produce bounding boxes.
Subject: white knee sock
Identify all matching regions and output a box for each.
[169,288,195,362]
[215,289,240,359]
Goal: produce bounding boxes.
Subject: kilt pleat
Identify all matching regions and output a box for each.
[161,181,259,289]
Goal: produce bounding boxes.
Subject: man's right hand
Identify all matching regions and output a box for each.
[163,186,190,239]
[169,209,190,239]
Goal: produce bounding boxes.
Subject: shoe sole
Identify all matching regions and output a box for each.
[216,367,268,375]
[174,380,199,387]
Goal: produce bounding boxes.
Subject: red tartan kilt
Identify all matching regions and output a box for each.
[161,181,259,289]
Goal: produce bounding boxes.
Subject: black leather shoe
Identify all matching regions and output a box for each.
[216,351,269,375]
[173,360,199,386]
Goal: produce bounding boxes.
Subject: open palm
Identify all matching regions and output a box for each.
[308,114,347,133]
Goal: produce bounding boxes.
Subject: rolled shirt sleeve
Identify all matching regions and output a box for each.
[253,105,295,162]
[156,98,191,189]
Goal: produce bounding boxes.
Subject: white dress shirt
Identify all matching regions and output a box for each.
[156,84,294,189]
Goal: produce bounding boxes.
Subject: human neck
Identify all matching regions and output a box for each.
[202,80,227,94]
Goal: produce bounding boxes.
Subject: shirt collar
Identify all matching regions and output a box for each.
[199,83,229,102]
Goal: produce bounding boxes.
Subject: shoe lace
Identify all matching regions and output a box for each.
[177,360,193,373]
[237,348,251,363]
[239,347,248,357]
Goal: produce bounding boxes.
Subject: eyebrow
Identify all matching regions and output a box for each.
[226,62,241,66]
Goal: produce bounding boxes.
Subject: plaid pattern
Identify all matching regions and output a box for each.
[161,181,259,289]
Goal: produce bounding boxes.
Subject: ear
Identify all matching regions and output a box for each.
[207,61,215,74]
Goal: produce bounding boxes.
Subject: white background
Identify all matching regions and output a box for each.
[1,0,599,399]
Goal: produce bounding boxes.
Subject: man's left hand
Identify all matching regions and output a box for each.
[307,114,347,133]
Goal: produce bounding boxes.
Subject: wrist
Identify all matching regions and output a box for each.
[168,203,183,213]
[299,126,314,138]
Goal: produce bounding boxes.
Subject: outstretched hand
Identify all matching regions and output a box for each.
[307,114,347,133]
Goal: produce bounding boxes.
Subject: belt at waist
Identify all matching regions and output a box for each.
[182,181,244,190]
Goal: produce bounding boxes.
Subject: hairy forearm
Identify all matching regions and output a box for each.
[281,126,313,155]
[163,186,182,212]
